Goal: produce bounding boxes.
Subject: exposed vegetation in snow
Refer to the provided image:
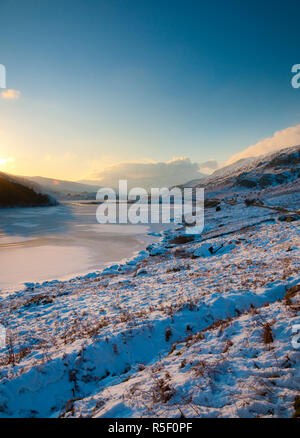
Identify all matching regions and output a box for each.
[0,148,299,418]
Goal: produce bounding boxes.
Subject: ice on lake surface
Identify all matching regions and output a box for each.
[0,201,163,292]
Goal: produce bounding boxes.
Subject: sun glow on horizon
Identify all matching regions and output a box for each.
[0,156,14,168]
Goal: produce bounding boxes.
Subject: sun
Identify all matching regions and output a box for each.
[0,157,14,168]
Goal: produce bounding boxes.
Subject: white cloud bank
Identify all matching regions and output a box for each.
[226,123,300,165]
[87,157,213,189]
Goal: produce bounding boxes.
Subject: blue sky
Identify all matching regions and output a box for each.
[1,0,300,180]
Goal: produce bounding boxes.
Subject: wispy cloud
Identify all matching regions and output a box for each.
[226,123,300,165]
[198,159,218,174]
[0,89,20,100]
[86,157,207,189]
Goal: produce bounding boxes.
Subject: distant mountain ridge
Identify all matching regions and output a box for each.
[2,145,299,207]
[26,176,100,199]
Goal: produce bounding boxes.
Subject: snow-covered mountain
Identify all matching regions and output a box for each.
[204,145,300,191]
[180,145,300,195]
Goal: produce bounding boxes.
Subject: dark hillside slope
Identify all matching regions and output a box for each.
[0,173,56,208]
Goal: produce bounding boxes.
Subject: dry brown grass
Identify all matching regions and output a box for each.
[0,344,32,367]
[23,294,53,307]
[166,266,181,273]
[262,323,274,344]
[284,284,300,305]
[151,377,174,404]
[60,317,110,344]
[192,360,207,377]
[223,339,233,353]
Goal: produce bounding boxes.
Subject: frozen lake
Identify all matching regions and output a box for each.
[0,202,165,293]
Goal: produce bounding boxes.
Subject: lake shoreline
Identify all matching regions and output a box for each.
[0,202,170,294]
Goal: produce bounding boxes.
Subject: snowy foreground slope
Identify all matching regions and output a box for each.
[0,162,299,418]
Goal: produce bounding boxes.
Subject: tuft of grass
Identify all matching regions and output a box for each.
[180,359,187,369]
[151,378,174,404]
[193,360,206,377]
[166,266,181,273]
[223,339,233,353]
[262,323,274,344]
[284,284,300,305]
[165,327,172,342]
[23,294,53,307]
[59,398,80,417]
[7,333,16,366]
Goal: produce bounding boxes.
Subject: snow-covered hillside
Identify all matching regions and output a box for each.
[0,148,299,418]
[182,145,300,192]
